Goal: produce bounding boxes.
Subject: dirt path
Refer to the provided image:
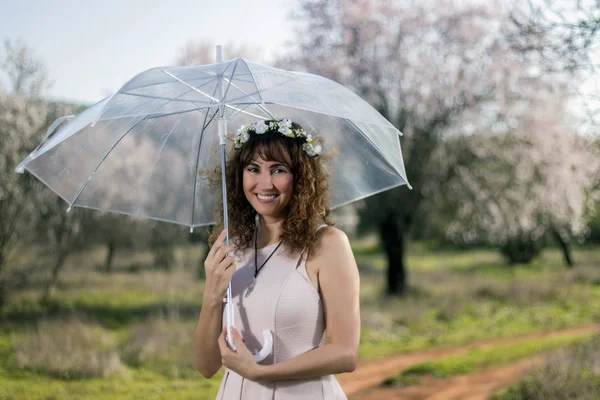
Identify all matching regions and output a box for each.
[350,355,546,400]
[339,324,599,399]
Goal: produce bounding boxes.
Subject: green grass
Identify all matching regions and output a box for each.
[383,334,592,386]
[0,369,224,400]
[2,243,600,399]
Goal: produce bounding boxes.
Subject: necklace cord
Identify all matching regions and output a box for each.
[254,227,283,279]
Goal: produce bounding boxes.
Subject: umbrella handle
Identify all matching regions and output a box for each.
[225,284,273,362]
[253,330,273,363]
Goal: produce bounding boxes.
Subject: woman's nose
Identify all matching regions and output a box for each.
[257,172,274,189]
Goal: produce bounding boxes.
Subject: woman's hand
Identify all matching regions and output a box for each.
[203,229,236,304]
[218,327,261,380]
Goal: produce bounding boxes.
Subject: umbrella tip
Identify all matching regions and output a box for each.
[216,45,223,63]
[190,226,194,233]
[66,206,72,213]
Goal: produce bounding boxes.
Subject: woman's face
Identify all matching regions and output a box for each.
[242,156,294,220]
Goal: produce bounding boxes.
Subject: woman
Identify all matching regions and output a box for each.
[193,119,360,399]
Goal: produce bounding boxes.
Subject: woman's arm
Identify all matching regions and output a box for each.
[193,296,225,378]
[193,229,237,378]
[219,227,360,381]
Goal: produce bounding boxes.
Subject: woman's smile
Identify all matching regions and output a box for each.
[256,193,279,203]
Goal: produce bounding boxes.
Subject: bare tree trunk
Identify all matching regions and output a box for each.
[551,227,574,268]
[104,239,115,273]
[0,250,5,309]
[0,278,5,310]
[380,220,406,296]
[42,250,68,302]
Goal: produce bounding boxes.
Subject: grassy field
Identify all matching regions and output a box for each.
[1,242,600,399]
[493,335,600,399]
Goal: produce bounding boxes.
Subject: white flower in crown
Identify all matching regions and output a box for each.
[254,120,268,134]
[302,143,322,157]
[281,119,293,129]
[305,133,313,142]
[236,125,246,136]
[234,131,250,148]
[279,125,293,137]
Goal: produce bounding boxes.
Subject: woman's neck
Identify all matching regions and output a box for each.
[257,215,284,248]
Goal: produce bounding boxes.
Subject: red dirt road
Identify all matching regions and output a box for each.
[338,325,599,399]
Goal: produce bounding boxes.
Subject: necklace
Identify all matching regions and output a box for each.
[245,228,282,297]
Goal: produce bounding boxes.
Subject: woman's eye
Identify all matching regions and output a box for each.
[273,168,288,174]
[246,167,258,173]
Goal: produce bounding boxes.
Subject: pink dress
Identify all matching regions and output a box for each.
[215,237,347,399]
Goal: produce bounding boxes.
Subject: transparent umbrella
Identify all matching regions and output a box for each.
[16,47,411,362]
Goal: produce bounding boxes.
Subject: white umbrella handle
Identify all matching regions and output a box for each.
[253,330,273,362]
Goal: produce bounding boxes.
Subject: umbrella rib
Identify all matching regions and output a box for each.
[122,72,223,119]
[226,59,276,119]
[347,119,409,184]
[145,103,272,120]
[190,108,218,229]
[121,91,211,104]
[54,117,121,182]
[159,69,263,117]
[220,79,276,120]
[162,69,221,103]
[67,116,146,210]
[220,59,239,104]
[226,103,255,120]
[121,75,218,98]
[238,59,263,104]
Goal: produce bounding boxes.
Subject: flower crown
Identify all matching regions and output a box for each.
[234,119,322,157]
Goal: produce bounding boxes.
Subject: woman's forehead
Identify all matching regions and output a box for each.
[249,157,288,166]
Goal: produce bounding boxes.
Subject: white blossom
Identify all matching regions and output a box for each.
[254,120,268,134]
[278,126,292,136]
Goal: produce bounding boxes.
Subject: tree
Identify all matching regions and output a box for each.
[1,38,50,96]
[507,1,600,135]
[430,18,600,266]
[0,39,49,307]
[507,0,599,74]
[286,0,515,294]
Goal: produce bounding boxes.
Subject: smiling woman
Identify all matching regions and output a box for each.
[193,119,359,399]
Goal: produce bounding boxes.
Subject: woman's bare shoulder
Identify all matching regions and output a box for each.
[310,226,352,262]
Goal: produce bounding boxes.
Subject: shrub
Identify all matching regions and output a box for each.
[494,335,600,399]
[12,315,125,379]
[121,308,196,378]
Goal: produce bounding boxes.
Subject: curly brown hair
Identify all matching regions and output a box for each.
[209,121,333,255]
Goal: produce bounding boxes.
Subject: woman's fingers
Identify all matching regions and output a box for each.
[207,229,227,260]
[214,244,234,262]
[218,255,236,272]
[217,327,228,354]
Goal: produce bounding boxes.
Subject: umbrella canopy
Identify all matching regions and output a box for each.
[16,58,410,230]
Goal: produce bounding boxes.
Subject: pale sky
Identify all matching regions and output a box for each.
[0,0,296,104]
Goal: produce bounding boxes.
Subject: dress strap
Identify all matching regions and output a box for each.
[296,224,329,277]
[316,224,328,232]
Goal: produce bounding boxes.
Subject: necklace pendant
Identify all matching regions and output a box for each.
[245,277,257,297]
